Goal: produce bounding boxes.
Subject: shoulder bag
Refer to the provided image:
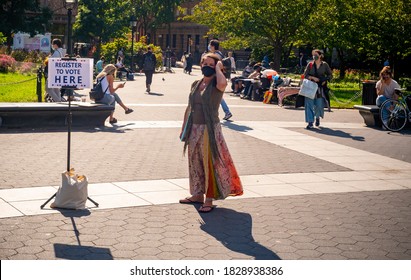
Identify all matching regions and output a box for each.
[298,79,318,99]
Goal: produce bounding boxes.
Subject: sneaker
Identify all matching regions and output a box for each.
[223,112,233,121]
[306,122,313,129]
[315,118,320,126]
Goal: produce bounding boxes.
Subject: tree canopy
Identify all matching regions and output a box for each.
[184,0,317,70]
[185,0,411,75]
[0,0,52,46]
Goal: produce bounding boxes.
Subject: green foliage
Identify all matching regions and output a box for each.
[100,38,129,64]
[331,69,374,83]
[0,32,6,44]
[304,0,411,76]
[73,0,131,44]
[100,36,163,70]
[185,0,317,70]
[399,77,411,90]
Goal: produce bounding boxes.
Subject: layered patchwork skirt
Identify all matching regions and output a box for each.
[187,123,243,200]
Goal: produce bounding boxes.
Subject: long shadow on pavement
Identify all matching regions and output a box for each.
[199,207,280,260]
[53,209,113,260]
[312,127,365,141]
[222,121,253,132]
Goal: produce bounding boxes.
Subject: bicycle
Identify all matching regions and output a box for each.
[379,88,411,132]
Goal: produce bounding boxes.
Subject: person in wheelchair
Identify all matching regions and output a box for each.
[376,66,400,106]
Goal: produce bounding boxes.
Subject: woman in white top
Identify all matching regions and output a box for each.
[95,64,133,124]
[376,66,400,106]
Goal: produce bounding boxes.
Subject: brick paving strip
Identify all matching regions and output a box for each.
[0,190,410,260]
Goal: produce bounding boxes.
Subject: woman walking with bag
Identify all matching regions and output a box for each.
[302,49,332,129]
[179,53,243,213]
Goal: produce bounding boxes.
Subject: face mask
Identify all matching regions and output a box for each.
[207,45,211,51]
[201,66,216,77]
[313,55,319,61]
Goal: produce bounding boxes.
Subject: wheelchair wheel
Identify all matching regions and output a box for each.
[380,99,407,132]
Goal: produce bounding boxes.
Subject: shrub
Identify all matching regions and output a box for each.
[332,68,373,82]
[0,54,16,73]
[19,62,37,74]
[399,77,411,91]
[11,49,29,62]
[0,45,8,55]
[100,36,163,71]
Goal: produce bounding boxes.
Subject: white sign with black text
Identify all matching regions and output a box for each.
[47,58,94,89]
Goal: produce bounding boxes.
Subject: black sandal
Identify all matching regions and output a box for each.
[125,108,134,114]
[109,118,118,124]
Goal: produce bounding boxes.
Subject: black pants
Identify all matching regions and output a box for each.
[144,70,154,86]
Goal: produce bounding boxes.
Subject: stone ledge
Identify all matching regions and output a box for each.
[0,102,114,128]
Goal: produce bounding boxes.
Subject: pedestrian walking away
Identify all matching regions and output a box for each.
[141,47,157,94]
[179,53,243,213]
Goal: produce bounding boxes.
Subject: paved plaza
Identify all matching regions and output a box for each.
[0,68,411,260]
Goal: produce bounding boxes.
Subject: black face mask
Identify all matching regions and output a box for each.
[201,66,216,77]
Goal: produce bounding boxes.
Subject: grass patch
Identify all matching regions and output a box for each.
[329,80,362,109]
[0,72,44,102]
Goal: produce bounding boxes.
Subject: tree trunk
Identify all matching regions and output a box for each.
[284,43,294,68]
[272,41,282,71]
[337,48,346,79]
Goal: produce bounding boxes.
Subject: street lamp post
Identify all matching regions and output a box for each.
[63,0,77,57]
[62,0,77,172]
[129,16,137,73]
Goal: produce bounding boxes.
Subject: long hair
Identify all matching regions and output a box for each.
[96,64,117,80]
[379,66,392,78]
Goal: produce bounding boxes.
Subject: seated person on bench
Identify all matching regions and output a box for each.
[115,56,132,80]
[376,66,400,106]
[230,61,256,94]
[241,64,263,100]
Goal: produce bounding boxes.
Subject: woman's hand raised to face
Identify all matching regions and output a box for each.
[216,60,224,71]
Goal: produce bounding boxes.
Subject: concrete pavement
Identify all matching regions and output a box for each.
[0,68,410,260]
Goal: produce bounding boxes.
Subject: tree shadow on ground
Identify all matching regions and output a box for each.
[198,207,281,260]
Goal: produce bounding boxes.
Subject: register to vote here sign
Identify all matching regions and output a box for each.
[48,58,93,89]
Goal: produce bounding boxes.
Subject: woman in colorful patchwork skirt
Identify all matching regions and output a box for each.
[179,53,243,213]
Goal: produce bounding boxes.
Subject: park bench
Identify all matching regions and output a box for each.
[276,78,301,106]
[0,102,114,129]
[353,104,381,127]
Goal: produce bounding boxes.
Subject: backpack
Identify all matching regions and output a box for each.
[222,57,231,72]
[89,78,108,101]
[143,53,155,71]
